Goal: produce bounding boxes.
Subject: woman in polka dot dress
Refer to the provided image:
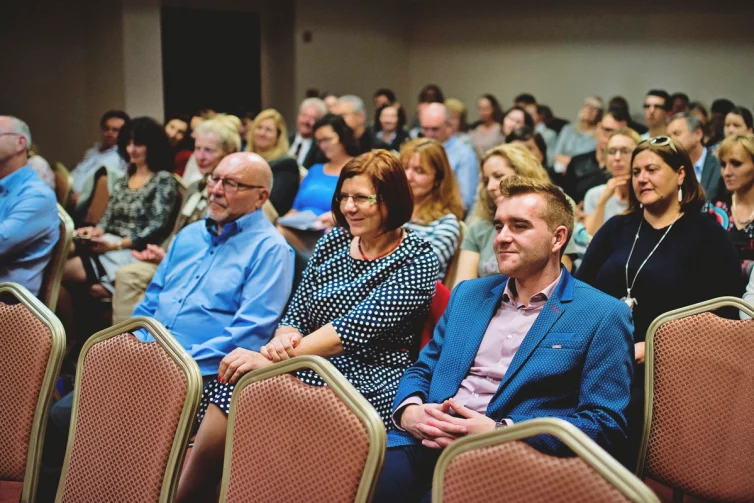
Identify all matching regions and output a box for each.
[177,150,439,502]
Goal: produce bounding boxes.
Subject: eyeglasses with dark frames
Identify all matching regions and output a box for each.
[206,174,265,194]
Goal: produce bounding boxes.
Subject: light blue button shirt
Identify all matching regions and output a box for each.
[0,165,59,295]
[694,147,708,182]
[443,135,479,211]
[133,209,295,375]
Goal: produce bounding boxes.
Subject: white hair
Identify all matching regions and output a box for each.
[300,98,327,117]
[338,95,365,115]
[4,116,31,147]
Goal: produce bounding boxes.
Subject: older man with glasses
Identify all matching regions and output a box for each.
[39,152,294,501]
[0,115,59,295]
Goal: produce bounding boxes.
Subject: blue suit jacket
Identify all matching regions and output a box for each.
[388,270,634,456]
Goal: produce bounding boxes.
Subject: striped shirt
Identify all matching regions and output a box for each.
[404,213,461,281]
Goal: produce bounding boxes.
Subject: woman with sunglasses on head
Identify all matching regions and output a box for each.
[400,139,464,280]
[577,136,740,465]
[177,150,438,502]
[579,136,740,364]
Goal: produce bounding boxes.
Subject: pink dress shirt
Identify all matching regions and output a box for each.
[393,273,562,429]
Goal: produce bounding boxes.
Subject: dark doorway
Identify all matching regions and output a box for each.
[161,7,261,119]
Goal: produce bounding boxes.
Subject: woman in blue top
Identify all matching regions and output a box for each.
[278,114,360,253]
[177,150,438,502]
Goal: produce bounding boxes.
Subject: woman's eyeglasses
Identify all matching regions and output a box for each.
[334,193,381,207]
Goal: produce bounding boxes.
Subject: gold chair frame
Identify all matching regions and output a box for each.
[636,297,754,489]
[53,162,73,208]
[55,316,202,503]
[219,355,386,503]
[40,204,74,311]
[0,282,66,503]
[434,417,658,503]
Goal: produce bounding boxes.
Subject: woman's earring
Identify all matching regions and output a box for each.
[678,186,683,202]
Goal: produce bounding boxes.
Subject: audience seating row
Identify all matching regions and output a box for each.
[3,281,754,502]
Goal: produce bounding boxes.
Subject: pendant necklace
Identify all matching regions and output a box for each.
[622,214,681,311]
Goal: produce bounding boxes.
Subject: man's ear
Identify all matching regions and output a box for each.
[694,127,704,144]
[552,225,569,253]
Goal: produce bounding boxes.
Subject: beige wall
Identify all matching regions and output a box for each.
[404,3,754,122]
[293,0,410,121]
[0,0,126,168]
[3,1,754,167]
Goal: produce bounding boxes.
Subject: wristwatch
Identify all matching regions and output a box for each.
[494,419,508,430]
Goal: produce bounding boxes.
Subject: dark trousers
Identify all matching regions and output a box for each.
[373,444,442,503]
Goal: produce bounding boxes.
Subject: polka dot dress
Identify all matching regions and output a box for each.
[197,227,439,428]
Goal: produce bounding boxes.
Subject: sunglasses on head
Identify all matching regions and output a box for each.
[638,136,678,153]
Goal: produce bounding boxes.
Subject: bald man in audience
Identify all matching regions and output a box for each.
[420,102,479,211]
[39,152,294,502]
[0,115,58,295]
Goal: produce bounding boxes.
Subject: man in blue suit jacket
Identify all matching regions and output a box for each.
[374,175,634,502]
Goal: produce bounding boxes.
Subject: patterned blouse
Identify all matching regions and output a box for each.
[704,200,754,281]
[280,227,439,428]
[98,171,178,251]
[403,214,461,281]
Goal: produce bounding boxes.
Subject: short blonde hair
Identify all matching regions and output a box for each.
[499,175,574,255]
[475,144,549,222]
[194,119,241,153]
[717,133,754,164]
[245,108,290,162]
[608,127,641,145]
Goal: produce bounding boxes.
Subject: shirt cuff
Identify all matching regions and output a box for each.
[392,396,424,431]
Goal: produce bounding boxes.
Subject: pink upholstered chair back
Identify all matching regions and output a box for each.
[0,283,65,503]
[219,356,385,503]
[56,318,202,503]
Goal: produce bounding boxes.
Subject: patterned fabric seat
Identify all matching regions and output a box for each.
[220,356,385,503]
[56,318,201,503]
[435,418,658,503]
[0,283,65,503]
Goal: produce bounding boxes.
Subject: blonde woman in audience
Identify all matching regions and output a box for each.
[245,108,300,215]
[400,139,464,280]
[705,133,754,282]
[177,151,438,502]
[469,94,505,152]
[111,118,242,323]
[552,96,604,174]
[455,144,577,285]
[583,128,641,236]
